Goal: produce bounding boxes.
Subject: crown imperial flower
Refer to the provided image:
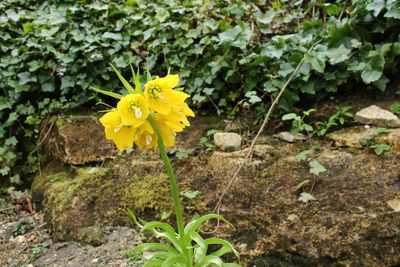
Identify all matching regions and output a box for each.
[97,69,194,151]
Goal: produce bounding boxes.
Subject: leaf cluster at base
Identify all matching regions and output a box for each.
[128,209,241,267]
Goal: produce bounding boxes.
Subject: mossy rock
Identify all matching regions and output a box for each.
[32,160,174,241]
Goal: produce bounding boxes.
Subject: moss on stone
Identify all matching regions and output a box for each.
[121,173,172,213]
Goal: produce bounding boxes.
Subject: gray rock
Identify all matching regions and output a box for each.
[213,132,242,151]
[355,105,400,128]
[274,131,307,143]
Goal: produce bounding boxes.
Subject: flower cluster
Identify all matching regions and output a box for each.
[99,74,194,151]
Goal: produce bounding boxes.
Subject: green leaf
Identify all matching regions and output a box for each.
[218,26,241,43]
[295,179,310,191]
[324,4,341,16]
[282,113,298,121]
[182,190,200,199]
[91,87,123,99]
[40,27,59,37]
[184,214,232,238]
[5,137,18,146]
[304,53,325,73]
[374,127,390,134]
[0,97,11,111]
[295,150,309,161]
[61,76,75,91]
[160,211,172,220]
[361,52,385,84]
[370,144,391,155]
[110,64,135,94]
[18,72,37,85]
[254,10,276,24]
[389,102,400,115]
[102,32,123,41]
[0,166,10,176]
[22,22,35,33]
[134,243,177,254]
[373,75,389,91]
[298,192,316,203]
[206,237,240,259]
[366,0,386,16]
[309,160,327,175]
[325,45,351,65]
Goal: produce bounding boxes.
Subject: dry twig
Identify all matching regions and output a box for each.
[213,41,321,214]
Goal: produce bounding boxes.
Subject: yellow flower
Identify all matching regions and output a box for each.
[99,110,136,151]
[134,121,157,149]
[155,102,195,132]
[144,74,180,115]
[156,117,176,147]
[117,94,149,127]
[98,71,194,152]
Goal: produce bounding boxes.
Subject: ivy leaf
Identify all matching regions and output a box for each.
[373,74,389,91]
[0,166,10,176]
[18,72,37,85]
[245,91,262,104]
[366,0,386,17]
[0,97,11,111]
[361,52,385,84]
[298,192,316,203]
[102,32,123,41]
[5,137,18,146]
[324,4,341,16]
[254,10,276,25]
[385,5,400,19]
[61,76,75,91]
[304,53,325,73]
[218,26,241,43]
[325,45,351,64]
[309,160,327,175]
[40,27,59,37]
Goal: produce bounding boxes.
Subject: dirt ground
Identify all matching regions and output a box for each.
[0,199,144,267]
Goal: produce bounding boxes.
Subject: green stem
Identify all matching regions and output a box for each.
[147,115,185,238]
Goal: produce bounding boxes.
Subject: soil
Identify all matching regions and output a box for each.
[0,200,143,267]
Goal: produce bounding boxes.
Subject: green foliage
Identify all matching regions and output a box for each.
[309,159,327,175]
[169,148,190,160]
[200,129,222,151]
[294,150,310,161]
[369,143,391,155]
[181,190,201,200]
[1,0,400,182]
[123,250,146,267]
[361,134,391,155]
[12,219,35,237]
[298,192,317,203]
[294,179,310,191]
[315,106,353,136]
[128,210,240,267]
[26,242,50,264]
[390,102,400,115]
[282,109,315,134]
